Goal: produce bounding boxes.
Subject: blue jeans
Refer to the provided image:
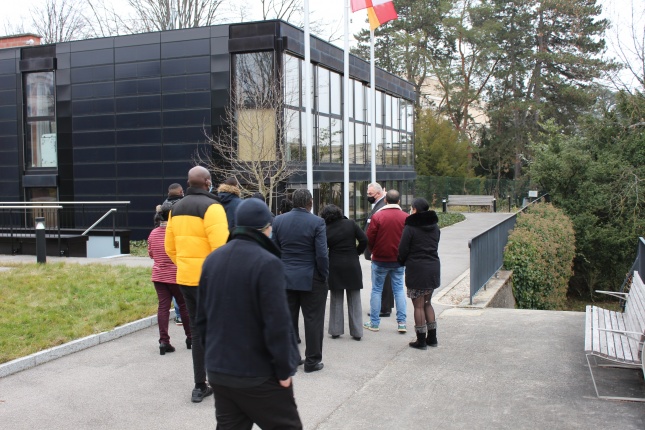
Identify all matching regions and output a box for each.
[370,262,406,327]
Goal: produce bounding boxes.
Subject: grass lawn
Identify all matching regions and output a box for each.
[0,262,155,364]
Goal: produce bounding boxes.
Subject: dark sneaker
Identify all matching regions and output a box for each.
[191,385,213,403]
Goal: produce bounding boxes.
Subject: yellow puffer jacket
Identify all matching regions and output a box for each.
[165,187,229,286]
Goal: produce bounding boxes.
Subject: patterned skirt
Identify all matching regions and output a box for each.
[407,288,434,299]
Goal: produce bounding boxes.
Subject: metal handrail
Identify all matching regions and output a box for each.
[0,206,63,209]
[0,201,130,205]
[468,193,549,304]
[82,209,117,236]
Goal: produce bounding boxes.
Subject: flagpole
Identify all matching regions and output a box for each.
[343,0,350,216]
[304,0,313,201]
[369,28,376,184]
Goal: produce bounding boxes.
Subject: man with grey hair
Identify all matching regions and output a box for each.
[364,182,394,318]
[272,189,329,373]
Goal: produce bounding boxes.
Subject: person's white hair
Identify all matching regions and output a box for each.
[367,182,383,194]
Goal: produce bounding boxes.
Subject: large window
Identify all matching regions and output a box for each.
[234,52,276,161]
[24,72,57,168]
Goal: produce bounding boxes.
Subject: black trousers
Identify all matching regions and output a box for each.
[180,286,206,385]
[211,378,302,430]
[286,277,328,367]
[381,274,394,313]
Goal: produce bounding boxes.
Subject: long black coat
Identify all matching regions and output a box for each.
[398,210,441,290]
[326,218,368,290]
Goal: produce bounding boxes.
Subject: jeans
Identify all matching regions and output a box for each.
[370,263,406,327]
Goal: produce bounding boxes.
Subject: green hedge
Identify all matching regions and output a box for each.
[503,204,575,309]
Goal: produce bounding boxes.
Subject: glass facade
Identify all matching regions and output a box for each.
[24,72,57,168]
[281,53,414,168]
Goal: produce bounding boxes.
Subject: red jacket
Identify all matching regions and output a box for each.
[366,204,408,262]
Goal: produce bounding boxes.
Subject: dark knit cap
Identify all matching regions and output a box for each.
[235,198,272,229]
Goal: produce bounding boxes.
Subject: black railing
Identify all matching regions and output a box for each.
[0,202,130,256]
[467,194,548,304]
[619,237,645,294]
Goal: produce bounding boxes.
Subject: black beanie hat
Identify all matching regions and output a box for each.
[235,198,272,229]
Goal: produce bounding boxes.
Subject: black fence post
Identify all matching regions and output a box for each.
[35,217,46,264]
[508,195,511,212]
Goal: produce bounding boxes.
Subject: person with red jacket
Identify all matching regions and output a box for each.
[365,190,409,333]
[148,201,192,355]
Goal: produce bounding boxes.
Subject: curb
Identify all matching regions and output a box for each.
[432,269,470,307]
[0,311,173,379]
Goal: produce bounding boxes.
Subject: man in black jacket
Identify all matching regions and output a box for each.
[364,182,394,317]
[196,198,302,429]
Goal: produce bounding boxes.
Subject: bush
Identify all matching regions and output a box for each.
[503,203,575,310]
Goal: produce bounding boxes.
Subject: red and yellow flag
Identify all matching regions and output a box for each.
[351,0,398,30]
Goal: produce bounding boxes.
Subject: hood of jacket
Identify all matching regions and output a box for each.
[217,184,241,197]
[405,210,439,228]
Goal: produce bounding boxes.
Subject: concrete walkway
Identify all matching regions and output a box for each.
[1,213,644,429]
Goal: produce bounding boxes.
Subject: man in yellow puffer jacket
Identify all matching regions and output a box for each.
[165,165,229,403]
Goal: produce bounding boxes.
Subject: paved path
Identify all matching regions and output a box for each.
[1,213,644,429]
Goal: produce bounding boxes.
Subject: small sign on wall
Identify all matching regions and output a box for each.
[528,190,538,198]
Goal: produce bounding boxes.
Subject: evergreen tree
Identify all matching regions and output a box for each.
[415,109,473,177]
[530,92,645,296]
[485,0,614,179]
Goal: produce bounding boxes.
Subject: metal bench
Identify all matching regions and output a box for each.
[446,195,495,212]
[584,271,645,402]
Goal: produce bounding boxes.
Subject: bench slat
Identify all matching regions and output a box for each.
[609,310,626,361]
[615,310,634,362]
[584,305,592,352]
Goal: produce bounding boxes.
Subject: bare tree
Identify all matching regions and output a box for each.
[30,0,92,43]
[606,0,645,91]
[195,52,301,209]
[224,0,341,43]
[125,0,225,32]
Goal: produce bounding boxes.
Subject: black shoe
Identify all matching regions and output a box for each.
[331,335,340,339]
[297,338,301,344]
[352,336,361,341]
[304,363,324,373]
[186,338,192,350]
[159,343,175,355]
[298,359,304,366]
[191,385,213,403]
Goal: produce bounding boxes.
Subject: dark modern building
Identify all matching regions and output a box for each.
[0,20,416,240]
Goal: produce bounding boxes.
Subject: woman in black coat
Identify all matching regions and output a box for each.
[398,198,441,350]
[320,204,368,340]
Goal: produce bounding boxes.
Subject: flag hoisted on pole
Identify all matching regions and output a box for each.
[351,0,398,30]
[350,0,398,184]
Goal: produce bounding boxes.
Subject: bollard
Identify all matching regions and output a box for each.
[35,217,46,264]
[493,198,497,213]
[508,195,511,212]
[442,199,447,213]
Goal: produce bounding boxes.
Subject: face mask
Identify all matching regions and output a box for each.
[367,196,376,204]
[208,183,213,193]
